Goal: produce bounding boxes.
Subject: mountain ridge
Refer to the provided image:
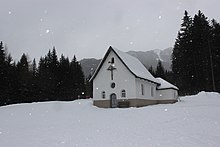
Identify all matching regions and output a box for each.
[80,47,173,78]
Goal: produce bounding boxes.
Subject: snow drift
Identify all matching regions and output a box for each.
[0,92,220,147]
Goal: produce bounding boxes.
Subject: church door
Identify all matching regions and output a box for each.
[110,93,117,108]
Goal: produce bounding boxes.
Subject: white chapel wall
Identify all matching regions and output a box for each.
[93,51,136,100]
[156,89,178,99]
[135,78,157,99]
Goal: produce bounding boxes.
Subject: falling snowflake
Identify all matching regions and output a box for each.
[129,42,134,45]
[46,29,50,33]
[158,15,162,19]
[8,11,12,15]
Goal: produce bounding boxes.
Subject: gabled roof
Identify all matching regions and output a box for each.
[156,78,179,90]
[90,46,160,84]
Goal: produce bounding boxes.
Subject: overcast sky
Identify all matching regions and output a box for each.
[0,0,220,61]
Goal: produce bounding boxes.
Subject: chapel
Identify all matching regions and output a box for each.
[90,46,178,108]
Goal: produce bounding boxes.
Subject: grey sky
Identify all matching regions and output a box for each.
[0,0,219,61]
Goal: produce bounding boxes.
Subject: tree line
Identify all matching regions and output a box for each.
[0,44,87,106]
[1,10,219,106]
[172,10,220,95]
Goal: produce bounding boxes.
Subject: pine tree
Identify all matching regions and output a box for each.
[191,10,212,91]
[172,10,216,95]
[155,60,165,79]
[37,57,48,100]
[28,58,38,102]
[17,54,31,102]
[38,49,56,100]
[210,19,220,92]
[70,55,85,99]
[0,42,7,105]
[57,54,70,100]
[172,10,193,95]
[0,41,6,63]
[32,58,37,77]
[148,66,155,77]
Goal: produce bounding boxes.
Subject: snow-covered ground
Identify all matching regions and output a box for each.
[0,92,220,147]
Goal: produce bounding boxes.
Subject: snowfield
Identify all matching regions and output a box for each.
[0,92,220,147]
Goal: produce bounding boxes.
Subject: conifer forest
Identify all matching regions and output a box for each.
[0,10,220,106]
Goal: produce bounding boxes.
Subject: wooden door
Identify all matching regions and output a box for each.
[110,93,117,108]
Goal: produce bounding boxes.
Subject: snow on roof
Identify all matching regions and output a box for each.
[156,78,178,90]
[112,47,159,84]
[90,46,160,84]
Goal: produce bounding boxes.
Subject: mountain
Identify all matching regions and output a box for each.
[127,47,172,70]
[80,58,101,78]
[80,47,173,78]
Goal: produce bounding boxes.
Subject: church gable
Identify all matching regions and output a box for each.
[90,46,159,85]
[92,47,136,100]
[93,49,135,82]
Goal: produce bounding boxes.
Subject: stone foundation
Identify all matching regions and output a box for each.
[93,98,177,108]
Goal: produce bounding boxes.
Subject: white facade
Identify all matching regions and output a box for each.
[156,89,178,100]
[135,78,157,99]
[91,46,178,108]
[156,78,179,100]
[93,50,136,101]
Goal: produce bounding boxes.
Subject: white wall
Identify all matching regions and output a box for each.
[93,51,136,100]
[156,89,178,100]
[135,78,157,99]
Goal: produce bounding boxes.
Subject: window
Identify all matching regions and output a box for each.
[111,82,116,88]
[141,84,144,95]
[111,57,114,64]
[174,91,177,99]
[151,86,154,97]
[102,91,106,99]
[121,89,126,98]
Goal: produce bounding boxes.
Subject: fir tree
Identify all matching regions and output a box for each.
[0,42,7,105]
[172,10,193,95]
[148,66,155,77]
[191,10,212,91]
[155,60,165,79]
[172,10,217,95]
[210,19,220,92]
[17,54,31,102]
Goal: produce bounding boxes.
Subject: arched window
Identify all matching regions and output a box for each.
[121,89,126,98]
[111,57,114,64]
[102,91,106,99]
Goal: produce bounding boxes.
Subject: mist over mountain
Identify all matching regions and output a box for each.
[80,47,173,78]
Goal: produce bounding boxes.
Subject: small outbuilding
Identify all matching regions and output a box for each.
[156,78,179,101]
[90,46,178,108]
